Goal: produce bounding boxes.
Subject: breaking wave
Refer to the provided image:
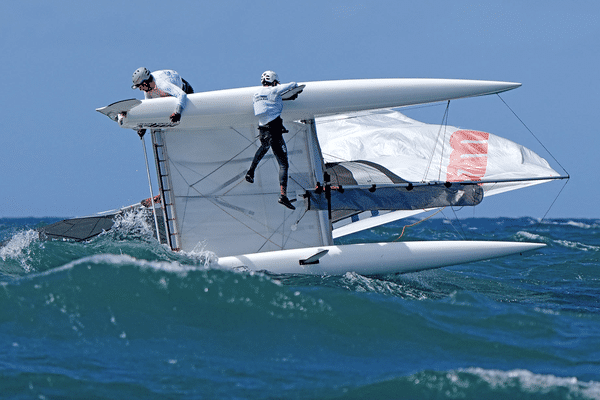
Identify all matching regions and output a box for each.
[517,231,600,252]
[0,229,39,267]
[336,368,600,400]
[540,219,600,230]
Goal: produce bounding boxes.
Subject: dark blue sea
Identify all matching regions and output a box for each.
[1,215,599,399]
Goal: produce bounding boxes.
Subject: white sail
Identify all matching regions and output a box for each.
[156,121,331,254]
[315,109,561,236]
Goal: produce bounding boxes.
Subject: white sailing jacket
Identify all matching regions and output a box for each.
[145,70,188,114]
[253,82,298,126]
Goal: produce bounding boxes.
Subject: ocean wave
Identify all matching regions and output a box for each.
[458,368,599,394]
[516,230,549,242]
[553,239,600,252]
[0,211,205,278]
[0,253,337,339]
[516,231,600,252]
[0,229,41,275]
[339,271,431,300]
[0,229,39,262]
[336,368,600,399]
[541,219,600,230]
[564,221,599,230]
[1,216,599,400]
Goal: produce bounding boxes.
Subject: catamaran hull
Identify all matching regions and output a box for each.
[216,241,545,275]
[118,78,521,130]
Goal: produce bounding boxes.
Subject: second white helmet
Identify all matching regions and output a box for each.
[132,67,151,89]
[261,70,279,85]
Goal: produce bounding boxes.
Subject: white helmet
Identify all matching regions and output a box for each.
[261,70,279,85]
[132,67,151,89]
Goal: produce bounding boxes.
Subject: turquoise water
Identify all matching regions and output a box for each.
[1,215,599,399]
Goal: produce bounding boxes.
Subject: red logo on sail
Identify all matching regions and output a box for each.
[446,130,489,182]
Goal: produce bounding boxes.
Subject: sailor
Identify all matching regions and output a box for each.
[246,71,299,210]
[128,67,194,138]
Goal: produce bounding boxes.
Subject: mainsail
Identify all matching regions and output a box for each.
[315,109,562,236]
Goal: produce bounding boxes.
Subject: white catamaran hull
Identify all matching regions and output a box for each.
[117,78,521,130]
[216,241,545,275]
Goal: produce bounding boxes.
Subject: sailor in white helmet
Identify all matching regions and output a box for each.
[246,71,300,210]
[129,67,194,138]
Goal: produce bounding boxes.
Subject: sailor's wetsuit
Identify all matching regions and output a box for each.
[248,82,298,196]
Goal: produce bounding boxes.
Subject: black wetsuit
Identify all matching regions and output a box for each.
[247,117,289,193]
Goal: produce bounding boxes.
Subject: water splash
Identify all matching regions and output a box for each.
[340,271,430,300]
[107,208,155,240]
[451,368,600,399]
[0,229,40,273]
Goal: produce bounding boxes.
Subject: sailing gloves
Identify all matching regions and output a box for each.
[170,112,181,123]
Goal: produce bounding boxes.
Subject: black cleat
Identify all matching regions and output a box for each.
[278,195,296,210]
[245,172,254,183]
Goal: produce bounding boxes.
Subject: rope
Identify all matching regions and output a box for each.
[394,208,445,241]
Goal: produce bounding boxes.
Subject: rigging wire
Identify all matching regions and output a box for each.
[533,178,570,234]
[391,96,481,242]
[497,94,570,177]
[450,206,469,240]
[496,93,571,228]
[140,135,161,244]
[188,139,256,187]
[437,208,469,240]
[438,101,451,182]
[423,101,451,182]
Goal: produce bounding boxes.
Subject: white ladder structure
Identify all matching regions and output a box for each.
[151,130,181,251]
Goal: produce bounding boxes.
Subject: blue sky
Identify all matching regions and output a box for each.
[1,1,598,218]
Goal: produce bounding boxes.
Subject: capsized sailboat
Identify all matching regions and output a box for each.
[93,78,563,275]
